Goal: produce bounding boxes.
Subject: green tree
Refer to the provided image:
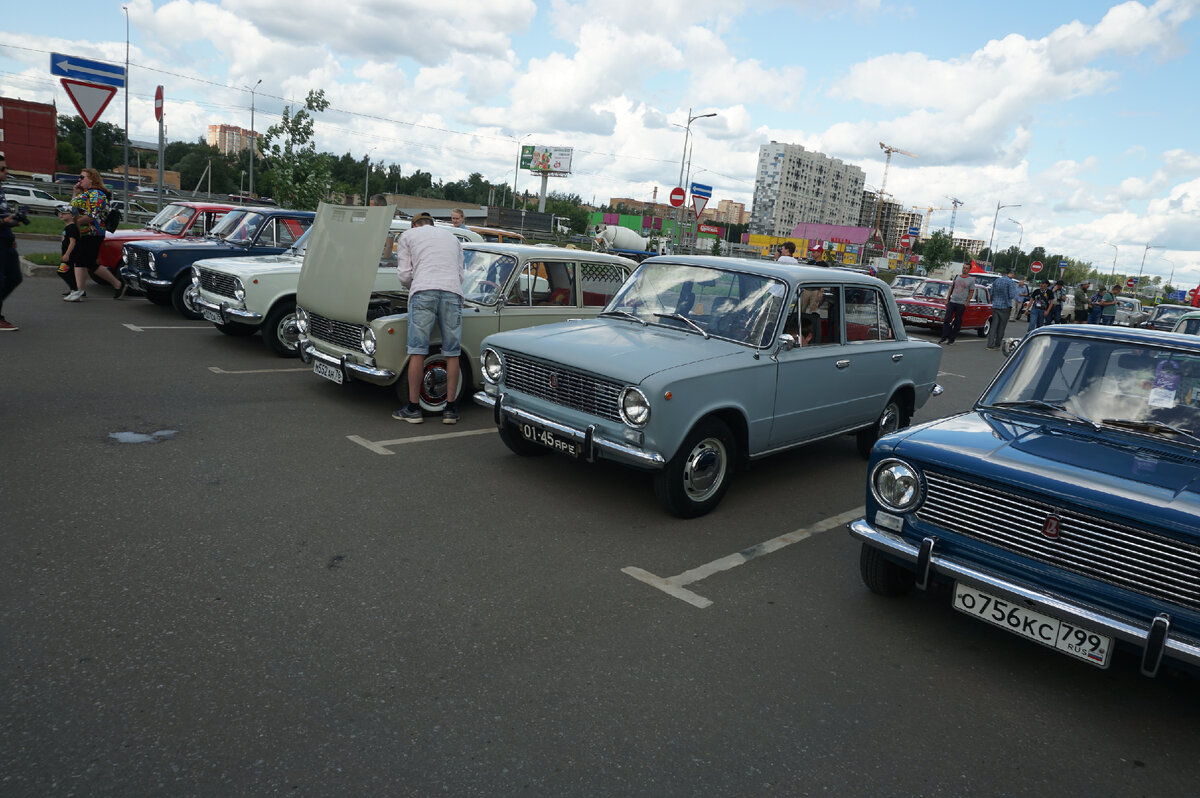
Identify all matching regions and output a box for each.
[57,116,125,169]
[922,230,953,273]
[710,238,722,256]
[258,89,332,209]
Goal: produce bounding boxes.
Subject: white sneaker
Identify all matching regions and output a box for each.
[64,290,85,302]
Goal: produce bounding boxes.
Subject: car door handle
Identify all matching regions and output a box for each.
[892,353,904,362]
[836,360,851,369]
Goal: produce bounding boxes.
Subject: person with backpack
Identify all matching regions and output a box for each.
[66,168,126,301]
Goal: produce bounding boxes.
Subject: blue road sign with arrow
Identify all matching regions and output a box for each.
[50,52,125,88]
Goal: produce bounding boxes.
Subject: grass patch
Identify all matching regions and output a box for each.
[25,252,61,266]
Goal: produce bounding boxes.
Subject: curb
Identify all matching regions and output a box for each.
[20,257,58,278]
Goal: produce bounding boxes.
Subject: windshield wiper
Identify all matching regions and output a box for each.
[600,309,648,326]
[1100,418,1200,445]
[988,400,1099,429]
[653,312,710,338]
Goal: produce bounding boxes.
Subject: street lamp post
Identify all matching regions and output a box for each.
[1007,217,1023,273]
[1103,242,1118,281]
[122,6,130,212]
[1136,243,1156,294]
[1159,258,1175,297]
[247,79,262,199]
[363,147,375,206]
[674,108,717,252]
[986,200,1020,270]
[512,134,530,210]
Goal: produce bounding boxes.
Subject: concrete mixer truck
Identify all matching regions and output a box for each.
[592,224,667,261]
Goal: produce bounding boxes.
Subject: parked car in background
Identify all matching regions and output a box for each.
[1116,296,1150,327]
[894,279,993,337]
[889,275,926,298]
[297,204,637,411]
[1140,304,1192,332]
[1172,311,1200,336]
[3,184,62,214]
[195,216,480,357]
[98,201,236,270]
[475,256,943,517]
[121,206,314,319]
[851,324,1200,677]
[469,226,526,244]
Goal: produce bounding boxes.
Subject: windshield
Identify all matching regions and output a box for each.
[606,261,787,346]
[893,276,922,288]
[1153,306,1188,323]
[221,211,268,245]
[462,250,518,305]
[149,203,193,234]
[913,281,950,300]
[981,335,1200,439]
[209,209,250,239]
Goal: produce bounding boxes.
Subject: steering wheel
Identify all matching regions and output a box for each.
[477,280,500,292]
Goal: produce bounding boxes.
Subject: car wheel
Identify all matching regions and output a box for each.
[214,322,255,337]
[977,317,990,337]
[653,417,736,518]
[860,543,915,596]
[262,300,300,358]
[498,423,551,457]
[171,278,203,320]
[856,393,910,459]
[145,289,171,306]
[400,351,468,412]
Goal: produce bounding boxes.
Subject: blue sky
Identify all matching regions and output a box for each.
[3,0,1198,285]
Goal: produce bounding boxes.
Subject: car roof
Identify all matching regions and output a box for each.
[1027,323,1200,348]
[463,242,636,265]
[638,254,885,284]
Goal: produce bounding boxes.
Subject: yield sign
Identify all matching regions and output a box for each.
[690,181,712,218]
[61,78,117,128]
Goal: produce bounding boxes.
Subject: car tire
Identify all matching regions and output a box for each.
[145,289,171,306]
[859,543,915,596]
[171,278,203,320]
[214,322,255,337]
[498,423,551,457]
[400,351,469,412]
[856,393,910,459]
[653,417,736,518]
[262,300,300,358]
[977,318,990,337]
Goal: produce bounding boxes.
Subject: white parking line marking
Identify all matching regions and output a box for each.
[123,323,210,332]
[207,366,311,374]
[348,428,494,454]
[622,506,865,609]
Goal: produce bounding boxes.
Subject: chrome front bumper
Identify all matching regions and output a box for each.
[849,518,1200,677]
[297,338,396,384]
[474,390,666,470]
[119,266,170,290]
[193,294,263,325]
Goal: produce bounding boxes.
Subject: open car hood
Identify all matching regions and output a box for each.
[297,203,394,322]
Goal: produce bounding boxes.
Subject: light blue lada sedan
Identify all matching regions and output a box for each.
[474,256,944,517]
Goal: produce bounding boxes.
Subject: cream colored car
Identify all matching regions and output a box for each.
[295,204,636,410]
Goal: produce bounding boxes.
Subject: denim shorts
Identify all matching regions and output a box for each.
[407,290,462,356]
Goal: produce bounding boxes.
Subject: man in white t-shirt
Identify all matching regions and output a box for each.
[776,241,799,264]
[937,263,976,345]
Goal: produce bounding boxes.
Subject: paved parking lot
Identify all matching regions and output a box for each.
[3,271,1199,796]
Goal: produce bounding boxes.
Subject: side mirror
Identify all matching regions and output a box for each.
[1000,337,1020,358]
[779,333,798,351]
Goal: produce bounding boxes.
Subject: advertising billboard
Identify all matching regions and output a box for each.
[521,145,573,176]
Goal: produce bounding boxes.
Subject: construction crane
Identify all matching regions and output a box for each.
[945,196,965,243]
[871,142,917,257]
[911,204,948,240]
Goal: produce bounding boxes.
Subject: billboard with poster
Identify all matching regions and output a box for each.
[521,145,573,176]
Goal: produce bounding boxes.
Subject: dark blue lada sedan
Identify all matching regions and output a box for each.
[121,206,314,319]
[851,324,1200,677]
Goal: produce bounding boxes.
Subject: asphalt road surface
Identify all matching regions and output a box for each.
[2,272,1198,796]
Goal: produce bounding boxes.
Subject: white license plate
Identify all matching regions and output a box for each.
[519,421,579,457]
[313,360,343,385]
[201,306,223,324]
[953,583,1111,668]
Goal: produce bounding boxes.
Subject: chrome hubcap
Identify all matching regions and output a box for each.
[682,437,727,501]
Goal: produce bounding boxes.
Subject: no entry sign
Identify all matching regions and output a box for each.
[669,187,685,207]
[1030,261,1044,273]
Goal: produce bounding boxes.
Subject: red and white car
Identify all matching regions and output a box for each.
[894,279,993,337]
[98,201,236,269]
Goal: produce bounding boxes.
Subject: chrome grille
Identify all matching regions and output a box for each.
[917,472,1200,612]
[307,310,364,352]
[198,268,239,299]
[504,355,622,422]
[125,248,149,272]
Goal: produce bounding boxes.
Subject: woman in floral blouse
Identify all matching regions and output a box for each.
[66,167,125,301]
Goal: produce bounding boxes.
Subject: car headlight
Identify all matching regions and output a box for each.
[295,305,309,334]
[191,265,200,287]
[361,325,376,355]
[870,458,924,513]
[482,348,504,384]
[619,386,650,427]
[232,277,245,301]
[146,252,156,275]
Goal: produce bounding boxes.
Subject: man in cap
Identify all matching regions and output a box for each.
[1027,278,1053,333]
[986,268,1018,349]
[393,212,465,424]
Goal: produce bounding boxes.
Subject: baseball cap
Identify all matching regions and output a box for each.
[57,203,76,215]
[412,212,433,225]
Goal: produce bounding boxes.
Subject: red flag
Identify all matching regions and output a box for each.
[969,259,987,273]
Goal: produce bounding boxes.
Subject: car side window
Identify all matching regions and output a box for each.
[275,218,304,247]
[580,262,628,308]
[797,285,843,346]
[845,287,895,342]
